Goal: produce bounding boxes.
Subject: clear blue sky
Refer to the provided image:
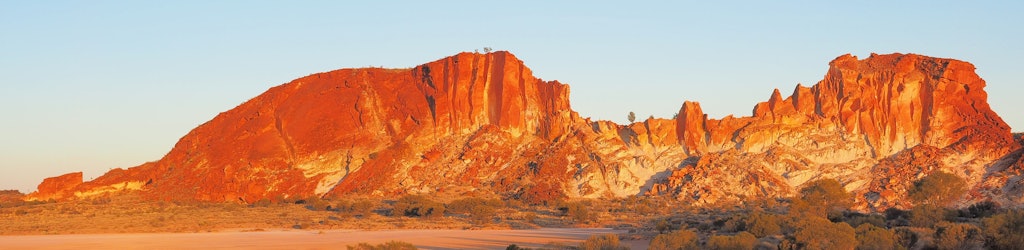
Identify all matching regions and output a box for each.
[1,1,1021,193]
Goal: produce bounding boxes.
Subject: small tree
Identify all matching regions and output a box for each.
[627,111,636,123]
[483,47,493,53]
[798,178,852,218]
[908,171,966,206]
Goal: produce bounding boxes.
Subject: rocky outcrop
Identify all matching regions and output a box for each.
[29,172,82,201]
[654,53,1019,209]
[25,52,1022,210]
[27,51,672,202]
[673,53,1012,158]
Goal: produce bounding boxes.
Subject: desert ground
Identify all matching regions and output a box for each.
[0,228,646,250]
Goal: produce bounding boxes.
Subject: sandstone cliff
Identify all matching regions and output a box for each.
[653,53,1019,210]
[26,52,1023,210]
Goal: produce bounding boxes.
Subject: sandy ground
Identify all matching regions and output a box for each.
[0,228,647,250]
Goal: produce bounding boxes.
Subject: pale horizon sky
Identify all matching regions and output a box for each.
[2,1,1021,193]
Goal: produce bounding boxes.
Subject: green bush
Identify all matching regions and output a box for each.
[982,210,1024,250]
[578,234,629,250]
[908,172,966,206]
[347,241,417,250]
[706,231,757,250]
[855,224,901,250]
[392,195,444,219]
[934,222,983,250]
[649,229,699,250]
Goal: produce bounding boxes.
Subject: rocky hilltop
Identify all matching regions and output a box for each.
[28,51,1024,211]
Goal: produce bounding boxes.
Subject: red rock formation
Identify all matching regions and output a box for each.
[674,53,1013,158]
[27,51,590,202]
[655,53,1019,209]
[29,172,82,201]
[676,101,707,155]
[25,52,1022,210]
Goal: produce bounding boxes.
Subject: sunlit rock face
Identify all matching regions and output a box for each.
[654,53,1018,210]
[27,52,1023,211]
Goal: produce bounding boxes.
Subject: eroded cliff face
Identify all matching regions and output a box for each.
[25,51,681,203]
[26,52,1023,210]
[654,53,1019,210]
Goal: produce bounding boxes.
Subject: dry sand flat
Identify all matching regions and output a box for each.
[0,228,642,250]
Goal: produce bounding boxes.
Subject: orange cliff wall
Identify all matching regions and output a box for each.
[26,52,1019,208]
[27,51,580,202]
[674,53,1012,158]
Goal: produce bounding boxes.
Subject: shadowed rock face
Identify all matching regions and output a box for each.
[26,52,1024,210]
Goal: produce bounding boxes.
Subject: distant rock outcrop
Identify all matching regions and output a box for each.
[26,52,1024,210]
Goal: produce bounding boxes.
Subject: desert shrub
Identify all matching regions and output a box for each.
[908,171,966,206]
[909,204,951,228]
[578,234,628,250]
[884,207,907,220]
[790,179,851,219]
[893,228,919,249]
[347,241,418,250]
[336,198,376,216]
[253,198,273,207]
[303,196,331,211]
[934,222,983,250]
[981,210,1024,250]
[619,196,662,214]
[707,231,757,250]
[392,195,445,219]
[447,197,503,213]
[960,201,999,218]
[649,229,699,250]
[747,211,782,237]
[655,219,672,234]
[447,197,502,223]
[844,212,887,229]
[505,244,538,250]
[786,216,858,250]
[855,224,901,250]
[559,200,597,223]
[522,211,538,223]
[720,214,746,233]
